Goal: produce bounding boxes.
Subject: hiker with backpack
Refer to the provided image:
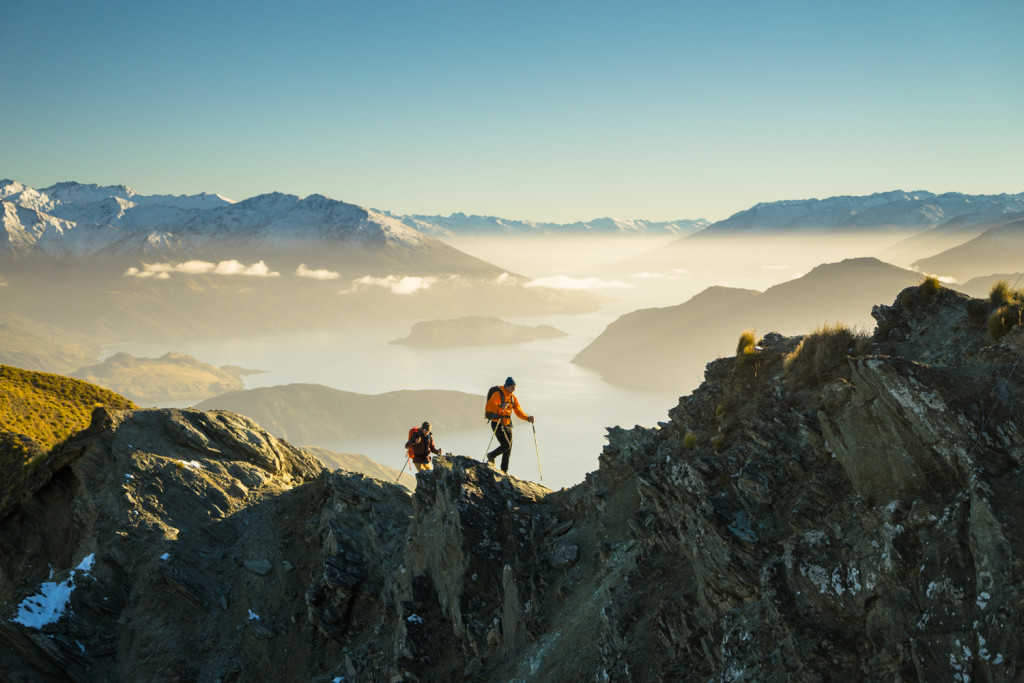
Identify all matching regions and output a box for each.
[406,421,442,472]
[485,377,534,472]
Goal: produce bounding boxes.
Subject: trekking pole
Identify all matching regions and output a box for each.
[483,420,496,462]
[532,422,543,482]
[395,457,410,483]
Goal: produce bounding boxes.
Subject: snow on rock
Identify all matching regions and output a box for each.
[11,576,76,629]
[11,554,94,629]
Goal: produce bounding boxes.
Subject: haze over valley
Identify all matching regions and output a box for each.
[3,180,1022,488]
[6,1,1024,676]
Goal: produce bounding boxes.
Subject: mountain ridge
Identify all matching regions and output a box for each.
[573,257,926,390]
[693,189,1024,236]
[2,283,1023,679]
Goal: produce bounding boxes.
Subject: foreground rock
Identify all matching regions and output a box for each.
[3,283,1024,681]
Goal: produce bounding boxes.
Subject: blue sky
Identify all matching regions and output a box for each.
[3,0,1022,222]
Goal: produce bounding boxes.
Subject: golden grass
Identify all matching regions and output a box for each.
[0,365,136,450]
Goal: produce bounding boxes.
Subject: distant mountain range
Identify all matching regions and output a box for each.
[3,180,1020,346]
[573,257,927,391]
[695,190,1024,236]
[6,181,1023,255]
[0,180,493,275]
[388,212,710,237]
[0,180,609,342]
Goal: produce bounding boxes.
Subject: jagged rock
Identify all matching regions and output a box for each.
[3,285,1024,681]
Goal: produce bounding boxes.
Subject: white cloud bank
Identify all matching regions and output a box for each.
[344,275,437,295]
[296,264,341,280]
[125,260,280,279]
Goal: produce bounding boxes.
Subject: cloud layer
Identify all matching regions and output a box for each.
[296,264,341,280]
[345,275,438,295]
[125,260,280,279]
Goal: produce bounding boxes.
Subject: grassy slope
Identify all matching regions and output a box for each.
[0,364,137,450]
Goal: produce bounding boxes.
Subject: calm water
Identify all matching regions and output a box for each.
[106,234,898,489]
[107,310,682,490]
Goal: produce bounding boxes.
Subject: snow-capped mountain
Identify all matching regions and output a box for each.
[390,212,710,237]
[697,190,1024,235]
[0,180,438,260]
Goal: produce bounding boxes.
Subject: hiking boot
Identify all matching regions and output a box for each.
[486,457,496,469]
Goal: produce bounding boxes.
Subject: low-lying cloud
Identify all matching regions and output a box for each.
[344,275,437,295]
[525,275,632,290]
[125,260,280,279]
[296,264,341,280]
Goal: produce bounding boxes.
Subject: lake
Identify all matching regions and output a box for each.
[105,234,901,489]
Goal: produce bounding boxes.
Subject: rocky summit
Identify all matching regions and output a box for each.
[2,284,1024,681]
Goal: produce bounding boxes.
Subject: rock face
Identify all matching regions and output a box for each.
[3,284,1024,681]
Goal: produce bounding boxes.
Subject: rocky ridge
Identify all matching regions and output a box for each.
[2,284,1024,681]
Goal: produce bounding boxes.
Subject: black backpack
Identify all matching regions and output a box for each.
[485,385,502,419]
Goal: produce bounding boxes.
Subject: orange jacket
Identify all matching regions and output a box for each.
[485,386,529,426]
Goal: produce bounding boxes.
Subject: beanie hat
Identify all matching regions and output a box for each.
[504,377,516,387]
[421,421,431,431]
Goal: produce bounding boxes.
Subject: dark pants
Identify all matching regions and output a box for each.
[487,422,513,471]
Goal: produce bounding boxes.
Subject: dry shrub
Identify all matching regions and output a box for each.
[990,280,1014,306]
[919,275,941,297]
[784,322,866,388]
[736,329,756,356]
[987,281,1024,341]
[735,329,758,369]
[989,305,1023,342]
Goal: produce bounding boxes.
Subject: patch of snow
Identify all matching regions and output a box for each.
[248,609,260,621]
[407,614,424,624]
[976,592,990,610]
[76,554,95,573]
[11,577,76,628]
[161,553,171,561]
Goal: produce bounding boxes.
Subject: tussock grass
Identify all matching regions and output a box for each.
[736,329,756,356]
[0,365,136,450]
[684,431,698,450]
[987,280,1024,341]
[784,323,868,388]
[919,275,942,297]
[735,329,759,369]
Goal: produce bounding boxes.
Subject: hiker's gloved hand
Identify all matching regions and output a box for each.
[527,415,535,423]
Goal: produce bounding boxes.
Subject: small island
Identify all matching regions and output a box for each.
[389,316,568,348]
[70,351,265,404]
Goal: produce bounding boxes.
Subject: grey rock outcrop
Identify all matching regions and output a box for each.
[3,283,1024,681]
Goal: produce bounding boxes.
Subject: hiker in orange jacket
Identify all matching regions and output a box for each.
[406,421,441,472]
[485,377,534,472]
